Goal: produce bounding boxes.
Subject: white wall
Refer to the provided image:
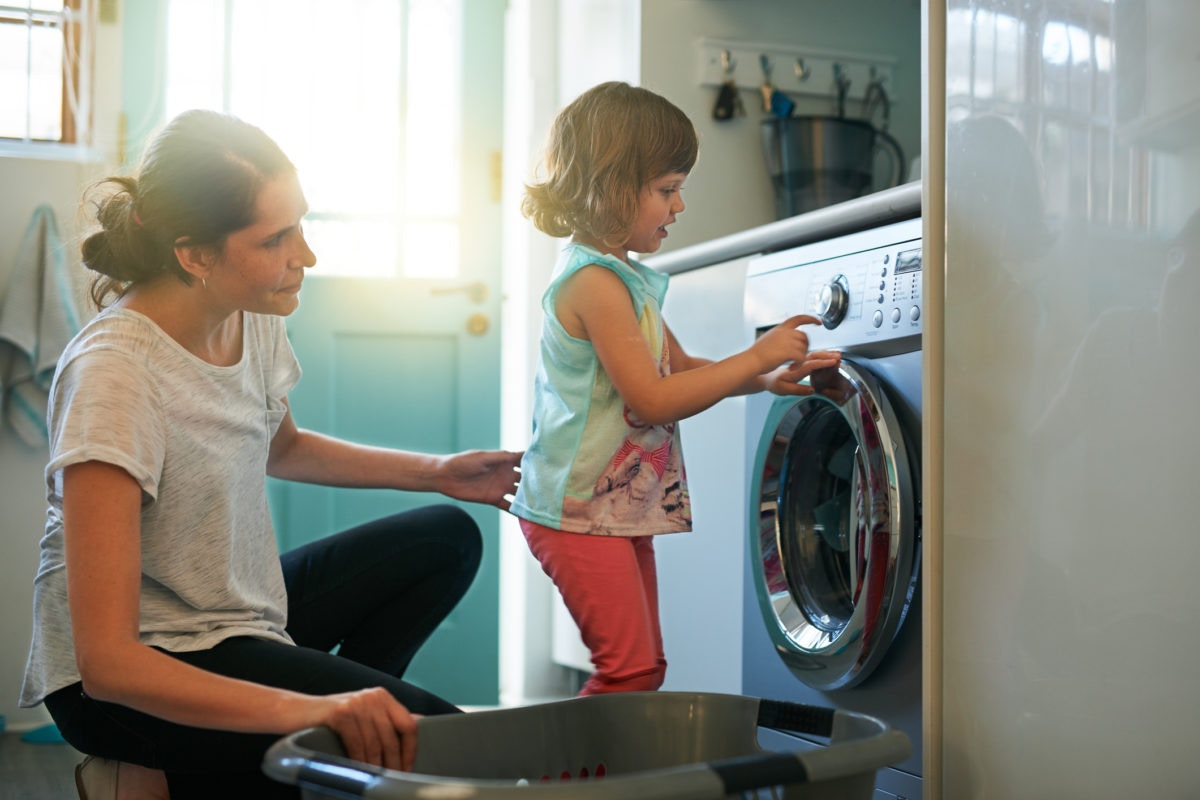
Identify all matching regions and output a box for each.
[0,5,122,726]
[654,257,751,694]
[0,157,100,732]
[639,0,922,254]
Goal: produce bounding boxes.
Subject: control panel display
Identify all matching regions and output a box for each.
[745,218,923,357]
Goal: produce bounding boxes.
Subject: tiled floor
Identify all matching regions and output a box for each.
[0,732,83,799]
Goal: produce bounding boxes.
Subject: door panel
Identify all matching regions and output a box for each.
[268,0,505,706]
[273,262,502,707]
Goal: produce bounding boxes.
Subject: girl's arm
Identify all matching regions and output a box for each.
[265,405,521,509]
[63,460,420,770]
[558,265,834,425]
[664,324,840,397]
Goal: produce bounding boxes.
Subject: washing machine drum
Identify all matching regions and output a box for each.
[750,358,920,691]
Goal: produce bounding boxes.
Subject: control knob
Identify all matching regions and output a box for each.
[817,276,850,329]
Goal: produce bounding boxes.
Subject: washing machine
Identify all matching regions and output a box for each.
[742,216,923,799]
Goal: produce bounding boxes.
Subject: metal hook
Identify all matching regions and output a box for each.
[795,58,808,81]
[759,53,773,80]
[721,49,735,75]
[833,63,851,118]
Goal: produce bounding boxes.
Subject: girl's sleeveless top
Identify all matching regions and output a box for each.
[510,243,692,537]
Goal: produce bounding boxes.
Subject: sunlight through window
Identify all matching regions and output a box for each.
[165,0,463,279]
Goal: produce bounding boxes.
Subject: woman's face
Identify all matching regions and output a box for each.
[623,171,687,257]
[211,172,316,316]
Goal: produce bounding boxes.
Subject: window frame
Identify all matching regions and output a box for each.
[0,0,85,145]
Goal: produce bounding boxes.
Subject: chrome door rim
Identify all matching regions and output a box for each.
[749,358,919,690]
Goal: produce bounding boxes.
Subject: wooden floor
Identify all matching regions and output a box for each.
[0,732,83,799]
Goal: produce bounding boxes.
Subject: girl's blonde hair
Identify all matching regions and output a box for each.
[522,82,698,249]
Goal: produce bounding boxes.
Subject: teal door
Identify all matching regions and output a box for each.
[124,0,507,706]
[268,2,506,706]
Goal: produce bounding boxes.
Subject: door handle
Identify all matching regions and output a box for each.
[431,280,488,304]
[466,312,490,336]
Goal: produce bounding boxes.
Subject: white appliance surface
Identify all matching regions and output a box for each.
[655,256,754,695]
[934,1,1200,797]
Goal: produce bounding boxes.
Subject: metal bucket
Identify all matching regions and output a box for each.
[762,116,904,219]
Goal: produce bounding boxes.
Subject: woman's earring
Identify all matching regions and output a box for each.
[201,278,207,291]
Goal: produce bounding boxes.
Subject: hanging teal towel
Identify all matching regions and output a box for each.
[21,721,66,744]
[0,204,82,446]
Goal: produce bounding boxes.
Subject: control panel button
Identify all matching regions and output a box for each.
[891,308,902,324]
[910,306,921,322]
[872,310,884,328]
[818,276,851,329]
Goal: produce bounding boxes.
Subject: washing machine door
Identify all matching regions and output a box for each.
[749,358,919,691]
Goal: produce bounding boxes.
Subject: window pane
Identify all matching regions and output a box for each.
[165,0,225,118]
[225,0,401,212]
[27,23,63,140]
[0,27,31,138]
[163,0,464,280]
[405,0,461,218]
[0,22,65,141]
[305,218,398,279]
[404,221,458,279]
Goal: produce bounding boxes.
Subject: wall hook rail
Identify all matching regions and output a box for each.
[696,37,895,105]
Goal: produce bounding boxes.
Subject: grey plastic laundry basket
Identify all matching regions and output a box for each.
[262,691,911,799]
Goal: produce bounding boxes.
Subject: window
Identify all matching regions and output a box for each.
[165,0,464,279]
[0,0,89,144]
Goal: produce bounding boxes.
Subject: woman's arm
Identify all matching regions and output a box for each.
[558,265,835,425]
[265,406,521,508]
[63,460,420,769]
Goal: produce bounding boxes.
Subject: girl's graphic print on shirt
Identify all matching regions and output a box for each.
[561,302,692,536]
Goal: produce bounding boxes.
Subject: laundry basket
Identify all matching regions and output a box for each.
[263,692,910,799]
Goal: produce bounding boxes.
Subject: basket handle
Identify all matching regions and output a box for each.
[703,698,911,796]
[263,727,379,797]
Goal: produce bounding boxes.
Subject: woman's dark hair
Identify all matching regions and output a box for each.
[522,82,698,249]
[80,110,296,308]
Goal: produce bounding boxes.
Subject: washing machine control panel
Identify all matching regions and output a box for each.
[746,217,922,357]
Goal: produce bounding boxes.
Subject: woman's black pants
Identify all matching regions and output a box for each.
[44,504,483,799]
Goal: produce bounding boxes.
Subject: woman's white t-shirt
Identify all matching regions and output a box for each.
[20,307,301,707]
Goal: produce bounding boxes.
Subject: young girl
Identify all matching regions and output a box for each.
[510,81,840,695]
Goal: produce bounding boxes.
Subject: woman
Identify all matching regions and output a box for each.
[18,109,520,799]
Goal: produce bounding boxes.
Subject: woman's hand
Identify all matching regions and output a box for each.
[311,687,419,771]
[435,449,523,510]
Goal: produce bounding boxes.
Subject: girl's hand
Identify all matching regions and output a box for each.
[763,350,843,396]
[435,449,523,510]
[750,315,823,373]
[311,687,419,771]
